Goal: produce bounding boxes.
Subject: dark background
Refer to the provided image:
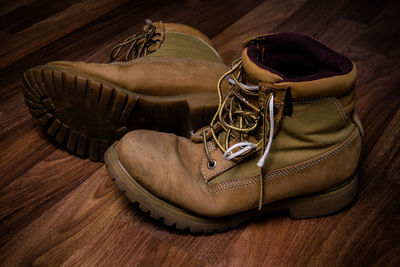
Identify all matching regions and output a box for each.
[0,0,399,265]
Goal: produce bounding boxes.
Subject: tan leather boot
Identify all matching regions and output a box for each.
[105,33,363,233]
[22,21,228,161]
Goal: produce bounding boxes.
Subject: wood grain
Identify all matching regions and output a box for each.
[0,0,83,34]
[350,0,400,56]
[0,166,126,266]
[0,0,36,17]
[0,0,399,266]
[61,208,206,267]
[0,0,263,100]
[0,0,130,69]
[213,0,309,64]
[0,150,103,247]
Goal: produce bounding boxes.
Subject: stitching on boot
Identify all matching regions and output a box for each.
[207,141,216,152]
[113,56,226,67]
[200,128,359,194]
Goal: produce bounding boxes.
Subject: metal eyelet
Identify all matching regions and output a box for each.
[207,160,217,170]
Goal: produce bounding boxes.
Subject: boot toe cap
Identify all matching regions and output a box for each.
[116,130,205,208]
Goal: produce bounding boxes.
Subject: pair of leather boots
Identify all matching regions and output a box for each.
[23,21,363,233]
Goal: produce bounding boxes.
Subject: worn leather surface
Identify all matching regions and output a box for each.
[117,98,361,217]
[118,127,361,217]
[48,58,227,96]
[116,32,363,217]
[46,22,228,96]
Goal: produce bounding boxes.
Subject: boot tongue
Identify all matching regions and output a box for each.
[241,41,286,84]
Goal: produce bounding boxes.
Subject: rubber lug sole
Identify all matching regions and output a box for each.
[22,65,218,161]
[104,142,358,234]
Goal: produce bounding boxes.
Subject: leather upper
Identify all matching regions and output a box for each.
[46,22,228,96]
[118,105,362,217]
[116,32,363,217]
[48,58,227,96]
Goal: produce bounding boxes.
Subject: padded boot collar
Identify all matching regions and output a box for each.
[241,33,357,99]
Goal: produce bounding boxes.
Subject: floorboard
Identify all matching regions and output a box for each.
[0,0,398,266]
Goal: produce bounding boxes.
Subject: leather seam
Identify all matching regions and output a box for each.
[112,56,226,67]
[200,128,359,194]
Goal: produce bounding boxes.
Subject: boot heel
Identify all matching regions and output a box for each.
[288,174,358,219]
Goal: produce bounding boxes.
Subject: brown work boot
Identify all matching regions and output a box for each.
[22,20,227,161]
[105,33,363,233]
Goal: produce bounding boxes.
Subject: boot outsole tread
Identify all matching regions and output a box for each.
[22,65,218,161]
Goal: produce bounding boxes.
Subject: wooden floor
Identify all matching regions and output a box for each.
[0,0,399,266]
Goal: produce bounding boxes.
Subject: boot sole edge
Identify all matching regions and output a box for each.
[104,142,358,234]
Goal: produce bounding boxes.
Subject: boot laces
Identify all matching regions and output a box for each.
[221,87,275,168]
[200,58,277,210]
[110,19,161,62]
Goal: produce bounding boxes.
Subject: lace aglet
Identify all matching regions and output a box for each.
[258,195,263,210]
[258,176,264,211]
[256,158,264,168]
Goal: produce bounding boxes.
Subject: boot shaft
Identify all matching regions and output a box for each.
[146,22,223,63]
[202,32,362,190]
[111,21,223,63]
[241,33,357,110]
